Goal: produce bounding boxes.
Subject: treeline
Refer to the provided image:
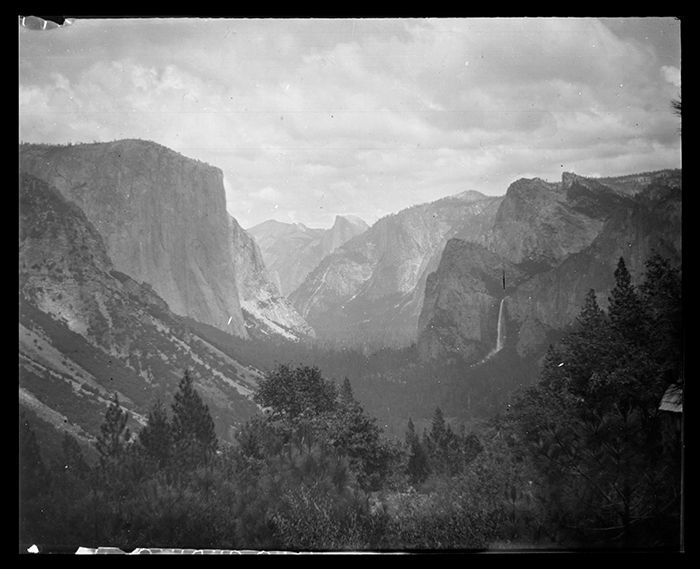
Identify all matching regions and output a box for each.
[19,364,499,551]
[19,253,682,551]
[494,253,683,548]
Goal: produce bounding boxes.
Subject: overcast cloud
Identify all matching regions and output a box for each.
[19,17,681,229]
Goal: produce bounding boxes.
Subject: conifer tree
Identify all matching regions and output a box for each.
[430,406,447,449]
[608,257,647,345]
[339,377,358,408]
[508,254,683,547]
[404,418,430,484]
[324,377,390,491]
[95,393,131,465]
[138,399,173,469]
[560,288,613,398]
[638,253,683,380]
[171,370,218,466]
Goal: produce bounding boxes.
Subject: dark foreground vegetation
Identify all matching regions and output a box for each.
[19,254,682,551]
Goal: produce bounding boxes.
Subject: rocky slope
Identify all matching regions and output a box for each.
[481,173,633,271]
[19,171,262,452]
[19,140,312,341]
[289,192,503,347]
[417,170,682,362]
[229,215,315,341]
[248,215,369,296]
[20,140,248,336]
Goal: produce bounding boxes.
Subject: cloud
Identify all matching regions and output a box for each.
[661,65,681,87]
[20,17,681,229]
[251,187,283,203]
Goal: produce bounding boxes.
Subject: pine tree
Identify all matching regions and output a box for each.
[404,418,430,484]
[608,257,647,345]
[430,406,447,449]
[339,377,357,408]
[638,253,683,380]
[171,370,218,467]
[323,377,390,491]
[560,289,613,398]
[138,399,173,469]
[509,254,683,548]
[95,393,131,465]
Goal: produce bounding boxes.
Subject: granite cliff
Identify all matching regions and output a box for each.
[416,170,682,362]
[289,192,503,347]
[229,215,316,340]
[416,240,528,362]
[19,171,261,452]
[19,140,313,340]
[248,214,369,297]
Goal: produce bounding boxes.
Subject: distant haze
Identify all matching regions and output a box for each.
[20,17,681,229]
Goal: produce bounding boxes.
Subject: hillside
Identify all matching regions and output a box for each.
[19,170,262,459]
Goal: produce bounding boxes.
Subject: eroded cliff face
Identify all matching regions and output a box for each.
[506,179,682,335]
[20,171,117,338]
[481,175,631,270]
[416,170,682,362]
[229,215,315,341]
[19,141,247,337]
[19,170,261,446]
[290,192,503,346]
[417,239,528,362]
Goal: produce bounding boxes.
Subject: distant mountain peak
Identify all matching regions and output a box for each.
[335,214,369,229]
[452,189,490,202]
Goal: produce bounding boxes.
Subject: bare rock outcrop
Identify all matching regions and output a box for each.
[20,140,248,337]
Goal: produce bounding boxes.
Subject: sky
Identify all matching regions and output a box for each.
[19,16,681,229]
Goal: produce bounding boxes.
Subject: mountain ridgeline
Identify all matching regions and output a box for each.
[19,140,311,457]
[19,169,262,455]
[288,171,680,357]
[19,140,313,342]
[290,191,504,349]
[417,170,681,362]
[248,214,370,297]
[19,139,681,461]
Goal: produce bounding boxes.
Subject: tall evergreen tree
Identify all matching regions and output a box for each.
[560,289,613,398]
[638,253,683,380]
[508,254,683,548]
[339,377,358,408]
[171,370,218,466]
[608,257,647,345]
[138,399,173,469]
[95,393,131,465]
[404,418,430,484]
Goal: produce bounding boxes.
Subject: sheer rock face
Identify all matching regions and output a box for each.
[229,215,315,341]
[416,170,682,362]
[506,180,682,333]
[19,171,260,445]
[416,239,528,362]
[248,215,369,297]
[19,140,247,337]
[483,176,610,270]
[289,193,503,347]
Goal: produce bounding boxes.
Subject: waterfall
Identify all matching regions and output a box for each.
[495,297,506,353]
[473,297,507,366]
